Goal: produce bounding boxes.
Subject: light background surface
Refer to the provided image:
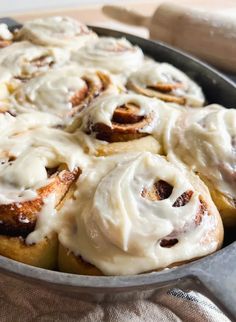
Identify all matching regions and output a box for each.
[2,0,236,16]
[0,0,125,14]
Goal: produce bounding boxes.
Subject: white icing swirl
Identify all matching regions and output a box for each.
[128,61,205,107]
[11,65,118,120]
[0,110,62,135]
[72,37,144,75]
[0,184,37,205]
[26,194,57,245]
[0,24,13,40]
[58,152,218,275]
[79,93,178,141]
[0,112,90,192]
[17,16,97,49]
[0,41,69,79]
[166,104,236,198]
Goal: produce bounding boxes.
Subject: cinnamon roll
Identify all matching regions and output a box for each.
[0,113,89,268]
[78,94,174,142]
[72,93,177,155]
[0,168,79,269]
[72,37,144,75]
[0,24,13,48]
[11,65,117,121]
[0,41,70,82]
[127,61,205,107]
[15,16,97,49]
[58,152,223,275]
[166,104,236,226]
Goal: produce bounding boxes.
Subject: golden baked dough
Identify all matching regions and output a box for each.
[0,233,58,269]
[95,136,162,156]
[0,168,80,269]
[58,244,103,275]
[199,175,236,227]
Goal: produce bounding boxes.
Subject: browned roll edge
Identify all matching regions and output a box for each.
[0,167,81,269]
[58,177,224,275]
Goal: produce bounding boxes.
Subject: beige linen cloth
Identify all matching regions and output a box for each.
[0,271,231,322]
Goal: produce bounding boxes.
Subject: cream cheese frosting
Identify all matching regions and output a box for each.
[26,194,57,245]
[0,24,13,40]
[0,41,70,80]
[72,37,144,75]
[166,104,236,199]
[11,65,119,120]
[78,93,179,142]
[0,111,90,202]
[58,152,219,275]
[128,61,205,107]
[16,16,97,49]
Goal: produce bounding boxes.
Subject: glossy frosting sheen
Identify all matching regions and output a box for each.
[79,93,178,140]
[128,61,204,107]
[26,194,57,245]
[17,16,97,48]
[11,65,115,118]
[0,24,13,40]
[0,41,69,79]
[0,111,90,202]
[58,152,218,275]
[167,104,236,198]
[72,37,144,75]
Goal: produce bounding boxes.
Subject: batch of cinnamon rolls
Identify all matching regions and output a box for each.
[0,16,234,276]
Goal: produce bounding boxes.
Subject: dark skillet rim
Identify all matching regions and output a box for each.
[0,25,235,290]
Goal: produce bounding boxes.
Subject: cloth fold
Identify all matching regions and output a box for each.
[0,272,231,322]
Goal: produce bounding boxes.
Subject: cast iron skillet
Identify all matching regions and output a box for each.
[0,18,235,321]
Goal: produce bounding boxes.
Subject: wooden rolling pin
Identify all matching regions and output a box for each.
[103,3,236,72]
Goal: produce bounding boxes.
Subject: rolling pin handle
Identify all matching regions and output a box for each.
[102,5,150,28]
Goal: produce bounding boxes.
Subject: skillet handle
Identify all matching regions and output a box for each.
[190,242,236,320]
